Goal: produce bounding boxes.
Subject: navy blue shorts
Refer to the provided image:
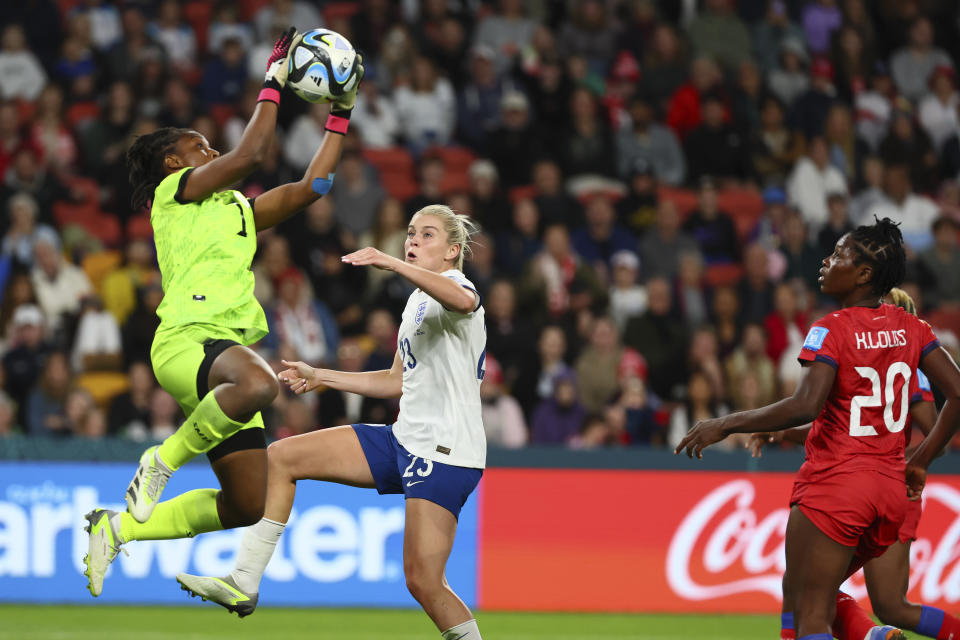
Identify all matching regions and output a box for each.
[352,423,482,519]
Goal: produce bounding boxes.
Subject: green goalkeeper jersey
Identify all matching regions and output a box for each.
[151,167,268,345]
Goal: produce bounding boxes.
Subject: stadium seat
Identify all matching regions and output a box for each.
[657,186,698,219]
[82,250,124,295]
[508,185,538,203]
[926,309,960,338]
[126,214,154,241]
[704,263,744,287]
[718,188,764,242]
[75,371,129,408]
[66,102,100,130]
[363,147,420,201]
[429,146,476,174]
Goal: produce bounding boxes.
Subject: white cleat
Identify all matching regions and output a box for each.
[177,573,259,617]
[126,445,173,522]
[83,509,127,597]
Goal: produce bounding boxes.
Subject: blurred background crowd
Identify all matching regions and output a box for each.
[3,0,960,452]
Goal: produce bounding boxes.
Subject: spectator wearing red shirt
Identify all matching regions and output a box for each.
[666,56,727,140]
[764,281,809,364]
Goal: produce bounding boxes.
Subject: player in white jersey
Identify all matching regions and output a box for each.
[177,205,487,640]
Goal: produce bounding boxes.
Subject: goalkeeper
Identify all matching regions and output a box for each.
[83,28,364,597]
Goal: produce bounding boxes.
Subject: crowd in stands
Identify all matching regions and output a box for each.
[3,0,960,452]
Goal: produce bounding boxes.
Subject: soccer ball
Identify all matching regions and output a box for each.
[287,28,360,104]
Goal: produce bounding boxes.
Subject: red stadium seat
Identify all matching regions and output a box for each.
[363,147,419,200]
[704,263,744,287]
[657,186,698,219]
[509,185,538,204]
[66,102,99,129]
[718,188,764,242]
[439,171,470,195]
[126,214,154,242]
[429,145,476,174]
[925,309,960,338]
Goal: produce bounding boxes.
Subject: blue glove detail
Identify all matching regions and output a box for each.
[311,173,335,196]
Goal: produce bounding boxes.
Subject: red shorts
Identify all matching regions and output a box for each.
[791,470,908,561]
[898,499,923,544]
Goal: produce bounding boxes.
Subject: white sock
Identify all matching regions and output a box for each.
[441,619,482,639]
[229,517,285,594]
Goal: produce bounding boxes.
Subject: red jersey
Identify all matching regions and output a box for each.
[795,304,939,483]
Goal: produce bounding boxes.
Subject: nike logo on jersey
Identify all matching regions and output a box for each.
[406,480,425,487]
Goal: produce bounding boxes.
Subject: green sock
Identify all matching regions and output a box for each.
[157,390,245,470]
[118,488,222,542]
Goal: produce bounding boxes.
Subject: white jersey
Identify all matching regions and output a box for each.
[393,269,487,469]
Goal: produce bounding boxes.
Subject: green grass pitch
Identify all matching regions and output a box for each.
[1,604,778,639]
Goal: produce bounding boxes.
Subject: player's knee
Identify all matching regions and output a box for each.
[872,599,909,628]
[241,367,280,408]
[266,439,293,476]
[403,562,440,603]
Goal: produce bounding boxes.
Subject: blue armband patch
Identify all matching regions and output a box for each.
[311,172,335,196]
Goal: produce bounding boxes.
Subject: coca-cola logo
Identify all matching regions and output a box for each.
[666,479,960,604]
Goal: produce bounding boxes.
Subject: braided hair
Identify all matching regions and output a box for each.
[848,216,907,298]
[886,287,917,316]
[127,127,191,210]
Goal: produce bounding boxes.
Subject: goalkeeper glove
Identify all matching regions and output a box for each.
[260,27,301,103]
[330,55,365,119]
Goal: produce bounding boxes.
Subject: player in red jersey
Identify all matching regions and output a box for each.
[676,219,960,640]
[750,288,960,640]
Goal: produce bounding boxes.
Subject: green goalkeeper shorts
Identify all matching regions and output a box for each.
[150,323,265,433]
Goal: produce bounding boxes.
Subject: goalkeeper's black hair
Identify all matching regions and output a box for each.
[127,126,192,210]
[849,216,906,297]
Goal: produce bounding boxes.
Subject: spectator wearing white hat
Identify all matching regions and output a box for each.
[2,304,50,426]
[608,250,647,332]
[30,232,93,333]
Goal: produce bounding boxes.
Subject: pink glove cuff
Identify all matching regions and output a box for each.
[325,114,350,135]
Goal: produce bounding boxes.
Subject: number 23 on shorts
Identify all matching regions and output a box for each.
[402,454,433,487]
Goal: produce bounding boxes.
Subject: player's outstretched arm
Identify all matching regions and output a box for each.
[180,28,299,202]
[278,352,404,399]
[676,361,835,459]
[251,126,345,231]
[341,248,477,314]
[908,347,960,470]
[253,60,366,231]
